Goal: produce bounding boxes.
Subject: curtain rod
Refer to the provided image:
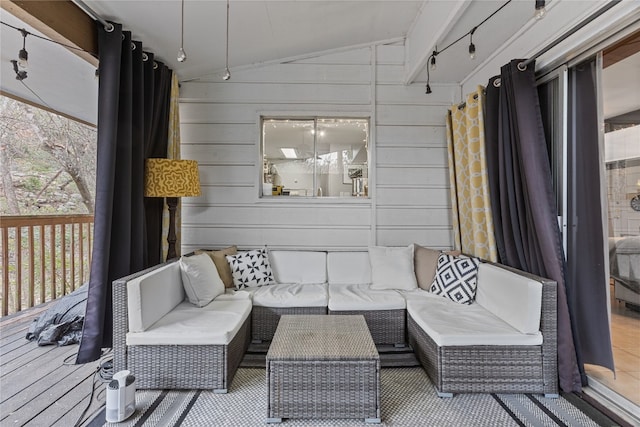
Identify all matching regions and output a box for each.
[73,0,114,32]
[520,0,621,69]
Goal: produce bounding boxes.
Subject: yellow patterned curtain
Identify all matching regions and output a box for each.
[162,73,182,260]
[446,86,497,262]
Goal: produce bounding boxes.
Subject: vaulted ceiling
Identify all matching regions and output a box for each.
[1,1,638,125]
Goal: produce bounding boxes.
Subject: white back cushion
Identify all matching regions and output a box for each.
[327,252,371,285]
[127,262,184,333]
[475,263,542,334]
[269,251,327,284]
[180,253,226,307]
[369,245,418,291]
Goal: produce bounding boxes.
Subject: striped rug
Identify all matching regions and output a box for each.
[89,368,616,426]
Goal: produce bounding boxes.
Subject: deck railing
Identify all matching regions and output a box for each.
[0,214,94,317]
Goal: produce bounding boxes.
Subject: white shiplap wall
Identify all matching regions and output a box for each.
[179,42,457,252]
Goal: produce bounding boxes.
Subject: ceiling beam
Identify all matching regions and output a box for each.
[403,0,471,85]
[1,0,98,67]
[603,29,640,68]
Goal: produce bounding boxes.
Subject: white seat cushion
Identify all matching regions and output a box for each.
[127,262,184,333]
[251,283,328,308]
[406,292,542,346]
[475,263,542,334]
[269,251,327,284]
[214,288,253,301]
[328,283,405,311]
[327,251,371,285]
[126,299,252,346]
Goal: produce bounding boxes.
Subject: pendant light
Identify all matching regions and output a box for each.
[223,0,231,80]
[18,29,28,69]
[468,27,477,60]
[177,0,187,62]
[534,0,547,20]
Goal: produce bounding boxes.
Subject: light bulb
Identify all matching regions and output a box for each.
[425,84,432,95]
[18,49,28,69]
[469,43,476,60]
[430,55,437,71]
[535,0,546,20]
[223,67,231,81]
[177,47,187,62]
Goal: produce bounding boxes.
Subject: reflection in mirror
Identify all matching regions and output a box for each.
[262,117,369,198]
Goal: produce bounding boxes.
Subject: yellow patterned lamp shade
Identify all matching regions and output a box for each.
[144,159,201,198]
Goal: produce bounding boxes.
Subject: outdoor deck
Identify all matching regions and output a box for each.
[0,304,105,427]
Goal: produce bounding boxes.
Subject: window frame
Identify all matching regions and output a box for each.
[258,113,371,201]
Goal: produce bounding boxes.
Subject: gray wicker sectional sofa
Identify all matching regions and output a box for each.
[112,244,558,397]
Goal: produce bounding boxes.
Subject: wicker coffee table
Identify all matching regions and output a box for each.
[266,315,381,423]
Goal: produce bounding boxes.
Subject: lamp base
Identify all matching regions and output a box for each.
[166,197,178,261]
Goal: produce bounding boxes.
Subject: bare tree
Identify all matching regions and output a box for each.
[0,97,26,215]
[31,110,96,213]
[0,96,96,215]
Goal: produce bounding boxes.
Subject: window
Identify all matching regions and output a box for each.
[261,117,369,198]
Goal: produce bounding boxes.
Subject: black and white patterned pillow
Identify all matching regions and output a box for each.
[430,253,480,305]
[226,248,274,289]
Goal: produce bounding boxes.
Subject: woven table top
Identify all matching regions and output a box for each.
[266,315,379,361]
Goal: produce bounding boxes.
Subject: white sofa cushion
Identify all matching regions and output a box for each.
[179,253,226,307]
[251,283,328,308]
[475,263,543,334]
[369,245,418,291]
[126,299,252,346]
[127,262,184,333]
[328,283,405,311]
[269,251,327,284]
[327,251,371,285]
[406,291,542,346]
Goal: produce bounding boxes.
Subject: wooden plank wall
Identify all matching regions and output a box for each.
[179,42,457,252]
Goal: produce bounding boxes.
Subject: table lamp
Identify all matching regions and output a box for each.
[144,158,201,260]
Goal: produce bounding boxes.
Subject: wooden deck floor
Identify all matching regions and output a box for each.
[0,304,106,427]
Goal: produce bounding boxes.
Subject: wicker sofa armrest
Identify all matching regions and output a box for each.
[112,259,180,374]
[487,262,558,395]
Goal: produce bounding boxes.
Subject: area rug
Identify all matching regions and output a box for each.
[88,367,615,426]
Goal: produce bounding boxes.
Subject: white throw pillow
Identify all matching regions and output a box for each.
[430,253,480,305]
[179,253,225,307]
[226,248,275,289]
[368,245,418,290]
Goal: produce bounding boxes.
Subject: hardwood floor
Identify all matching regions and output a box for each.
[0,304,105,427]
[584,285,640,407]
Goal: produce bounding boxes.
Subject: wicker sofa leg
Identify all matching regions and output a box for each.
[544,393,560,399]
[437,391,453,398]
[266,417,283,423]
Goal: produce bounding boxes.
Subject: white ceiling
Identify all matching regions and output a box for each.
[1,0,638,126]
[85,0,425,82]
[0,8,98,124]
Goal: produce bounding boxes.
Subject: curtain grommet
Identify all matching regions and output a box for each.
[517,62,527,71]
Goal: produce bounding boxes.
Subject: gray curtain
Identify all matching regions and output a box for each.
[566,57,615,379]
[76,23,171,364]
[484,59,582,392]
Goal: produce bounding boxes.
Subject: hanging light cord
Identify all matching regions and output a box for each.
[426,0,513,93]
[1,21,97,55]
[181,0,185,48]
[224,0,231,79]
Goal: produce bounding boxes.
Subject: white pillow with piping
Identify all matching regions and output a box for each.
[179,253,225,307]
[368,245,418,291]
